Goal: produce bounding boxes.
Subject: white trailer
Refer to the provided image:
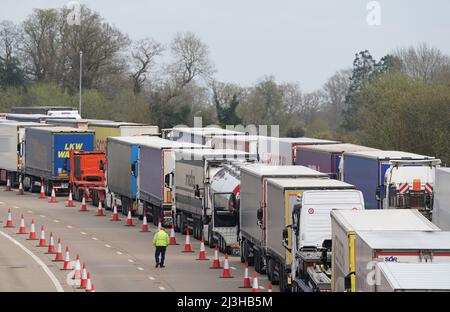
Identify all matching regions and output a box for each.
[0,122,52,187]
[264,178,361,292]
[169,127,243,146]
[239,164,328,274]
[433,167,450,230]
[374,262,450,292]
[330,209,440,292]
[354,231,450,292]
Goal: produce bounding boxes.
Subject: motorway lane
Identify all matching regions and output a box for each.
[0,228,61,292]
[0,187,278,292]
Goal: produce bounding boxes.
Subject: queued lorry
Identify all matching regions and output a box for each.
[295,143,380,179]
[106,136,206,215]
[136,137,207,225]
[69,150,106,206]
[24,127,95,195]
[263,178,364,292]
[353,230,450,292]
[166,126,244,146]
[330,209,440,292]
[341,150,441,219]
[432,167,450,230]
[239,165,328,273]
[0,121,52,186]
[370,262,450,292]
[174,149,257,254]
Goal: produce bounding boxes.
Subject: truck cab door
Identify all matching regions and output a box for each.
[130,145,139,199]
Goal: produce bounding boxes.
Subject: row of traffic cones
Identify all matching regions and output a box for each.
[3,209,96,292]
[178,226,272,292]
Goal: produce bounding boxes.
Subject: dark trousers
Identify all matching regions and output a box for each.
[155,246,167,265]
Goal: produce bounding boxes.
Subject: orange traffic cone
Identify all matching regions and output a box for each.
[39,182,46,199]
[95,201,104,216]
[182,228,194,253]
[53,239,64,261]
[47,232,56,254]
[252,272,260,292]
[140,215,149,232]
[267,281,273,292]
[73,254,81,279]
[89,284,96,292]
[240,262,251,288]
[85,272,93,292]
[49,187,57,203]
[61,246,72,270]
[66,190,74,207]
[17,181,25,195]
[125,208,134,226]
[17,214,27,234]
[5,177,12,191]
[4,208,14,228]
[79,193,88,211]
[210,244,221,269]
[220,254,233,278]
[169,224,177,245]
[27,219,37,240]
[110,205,120,221]
[196,237,209,260]
[37,225,47,247]
[79,263,88,289]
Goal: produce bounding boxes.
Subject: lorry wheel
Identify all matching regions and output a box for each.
[78,189,84,202]
[240,239,245,263]
[45,181,52,196]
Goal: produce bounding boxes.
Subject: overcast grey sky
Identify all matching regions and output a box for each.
[1,0,449,91]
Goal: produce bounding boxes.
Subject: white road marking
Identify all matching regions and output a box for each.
[159,286,165,291]
[27,210,33,214]
[92,237,98,241]
[128,259,134,263]
[116,251,122,255]
[0,202,5,205]
[231,267,236,270]
[53,220,60,223]
[148,276,155,281]
[13,206,20,209]
[66,225,73,229]
[80,232,87,235]
[259,286,265,290]
[137,267,144,271]
[105,244,111,248]
[40,215,46,218]
[0,229,64,292]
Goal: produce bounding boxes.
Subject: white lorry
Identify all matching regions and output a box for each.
[264,178,364,292]
[330,209,441,292]
[354,231,450,292]
[372,262,450,292]
[239,164,328,274]
[433,167,450,230]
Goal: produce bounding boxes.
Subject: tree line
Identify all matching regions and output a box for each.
[0,5,449,164]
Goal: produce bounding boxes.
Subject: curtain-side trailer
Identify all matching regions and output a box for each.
[295,143,379,179]
[24,127,95,195]
[330,209,440,292]
[341,150,440,219]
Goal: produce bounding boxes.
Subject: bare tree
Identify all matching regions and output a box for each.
[322,69,351,127]
[394,43,450,82]
[130,38,164,94]
[0,21,21,62]
[169,32,215,88]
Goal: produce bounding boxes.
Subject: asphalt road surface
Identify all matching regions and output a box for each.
[0,186,278,292]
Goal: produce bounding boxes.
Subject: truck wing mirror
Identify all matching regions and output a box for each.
[375,186,381,201]
[99,160,105,172]
[282,228,291,252]
[131,162,137,177]
[344,272,355,292]
[256,208,263,222]
[194,184,201,198]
